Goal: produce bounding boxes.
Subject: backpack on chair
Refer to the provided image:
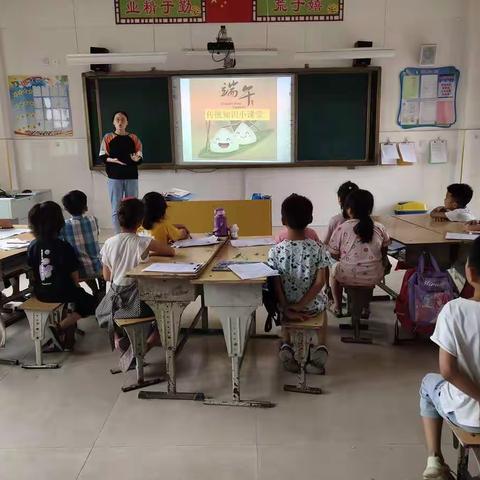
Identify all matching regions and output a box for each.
[262,276,281,332]
[395,252,458,338]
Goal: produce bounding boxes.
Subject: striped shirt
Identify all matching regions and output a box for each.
[60,215,102,279]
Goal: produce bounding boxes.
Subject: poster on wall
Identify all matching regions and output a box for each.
[114,0,344,24]
[397,67,460,129]
[8,76,73,136]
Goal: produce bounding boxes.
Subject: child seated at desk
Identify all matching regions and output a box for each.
[27,201,96,351]
[327,189,390,312]
[60,190,102,294]
[430,183,475,222]
[324,181,359,315]
[141,192,189,243]
[96,198,175,369]
[419,237,480,480]
[268,194,333,374]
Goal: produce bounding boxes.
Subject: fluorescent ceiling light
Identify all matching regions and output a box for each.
[183,49,278,57]
[66,52,168,66]
[295,48,396,61]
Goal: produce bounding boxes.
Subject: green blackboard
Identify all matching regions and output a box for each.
[85,76,172,166]
[84,68,380,169]
[297,71,378,163]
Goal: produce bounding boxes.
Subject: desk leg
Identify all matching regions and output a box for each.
[138,301,205,401]
[204,306,274,408]
[22,310,59,369]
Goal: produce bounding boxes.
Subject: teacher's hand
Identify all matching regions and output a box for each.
[107,157,126,166]
[130,153,142,162]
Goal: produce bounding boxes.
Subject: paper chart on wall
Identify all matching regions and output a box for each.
[419,101,437,125]
[398,142,417,164]
[380,143,399,165]
[420,75,438,99]
[429,139,448,164]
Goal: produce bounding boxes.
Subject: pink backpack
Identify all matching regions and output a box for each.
[407,253,458,328]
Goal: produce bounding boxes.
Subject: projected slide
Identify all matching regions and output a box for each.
[173,75,293,164]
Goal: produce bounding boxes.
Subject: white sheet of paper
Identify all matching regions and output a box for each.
[420,74,438,99]
[230,238,275,248]
[400,101,419,126]
[445,232,479,241]
[0,239,30,250]
[398,142,417,164]
[0,228,30,240]
[430,140,448,164]
[228,262,278,280]
[380,144,400,165]
[419,100,438,124]
[142,263,202,273]
[172,235,220,248]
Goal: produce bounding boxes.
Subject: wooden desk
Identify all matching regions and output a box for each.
[376,215,465,269]
[193,241,274,408]
[399,214,467,236]
[0,229,33,361]
[127,241,224,401]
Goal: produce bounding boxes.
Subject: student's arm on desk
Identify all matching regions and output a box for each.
[430,207,449,221]
[440,348,480,403]
[465,220,480,232]
[148,239,175,257]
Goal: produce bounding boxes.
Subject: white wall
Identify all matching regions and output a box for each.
[0,0,478,226]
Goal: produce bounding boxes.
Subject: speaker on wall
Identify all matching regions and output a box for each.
[90,47,111,73]
[352,41,373,67]
[419,44,437,67]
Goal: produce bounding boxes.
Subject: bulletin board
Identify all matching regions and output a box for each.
[397,67,460,129]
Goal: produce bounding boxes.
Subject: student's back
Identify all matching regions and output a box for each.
[28,237,79,302]
[101,232,151,286]
[431,297,480,425]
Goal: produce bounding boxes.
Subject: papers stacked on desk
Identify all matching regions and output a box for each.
[230,238,275,248]
[163,188,192,202]
[228,262,278,280]
[142,263,202,274]
[0,238,31,251]
[172,235,220,248]
[445,232,479,241]
[0,228,30,240]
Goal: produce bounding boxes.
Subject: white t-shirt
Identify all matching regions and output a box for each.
[445,208,475,222]
[101,233,151,286]
[430,298,480,427]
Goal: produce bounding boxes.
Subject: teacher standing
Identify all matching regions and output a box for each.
[99,111,143,233]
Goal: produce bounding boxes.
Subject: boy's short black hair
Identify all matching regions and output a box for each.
[118,198,144,230]
[447,183,473,208]
[112,111,129,122]
[28,201,65,241]
[281,193,313,231]
[468,237,480,272]
[62,190,87,216]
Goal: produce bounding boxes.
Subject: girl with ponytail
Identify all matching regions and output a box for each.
[327,189,390,314]
[324,181,359,316]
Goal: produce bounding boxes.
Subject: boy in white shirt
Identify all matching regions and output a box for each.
[430,183,474,222]
[420,236,480,479]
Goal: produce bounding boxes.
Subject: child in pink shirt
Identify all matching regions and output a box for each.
[328,189,390,312]
[324,181,359,315]
[275,227,320,244]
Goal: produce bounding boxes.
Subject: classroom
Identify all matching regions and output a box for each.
[0,0,480,479]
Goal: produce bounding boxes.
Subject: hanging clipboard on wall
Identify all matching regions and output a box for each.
[397,66,460,129]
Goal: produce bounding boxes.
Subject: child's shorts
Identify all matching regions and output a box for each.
[420,373,480,433]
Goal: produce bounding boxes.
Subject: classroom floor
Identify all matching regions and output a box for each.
[0,269,470,480]
[0,228,474,480]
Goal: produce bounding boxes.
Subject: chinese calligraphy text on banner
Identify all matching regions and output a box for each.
[115,0,344,24]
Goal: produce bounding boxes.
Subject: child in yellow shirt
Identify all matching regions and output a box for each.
[141,192,190,243]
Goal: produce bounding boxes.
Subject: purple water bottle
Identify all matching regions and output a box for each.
[213,208,229,237]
